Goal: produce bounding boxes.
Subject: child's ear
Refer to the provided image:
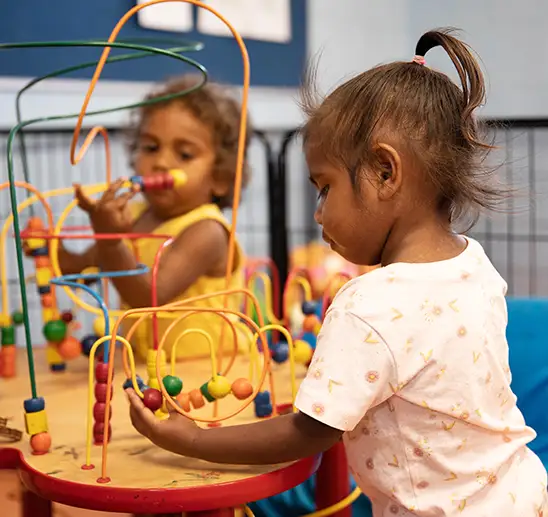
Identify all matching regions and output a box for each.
[374,143,402,201]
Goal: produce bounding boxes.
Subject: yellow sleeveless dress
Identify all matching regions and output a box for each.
[121,202,248,361]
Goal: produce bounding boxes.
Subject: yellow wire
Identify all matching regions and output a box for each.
[83,334,142,468]
[247,271,280,324]
[170,328,215,378]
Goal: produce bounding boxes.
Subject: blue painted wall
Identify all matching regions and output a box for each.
[0,0,306,86]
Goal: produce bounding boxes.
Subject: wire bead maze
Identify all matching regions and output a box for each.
[0,1,363,515]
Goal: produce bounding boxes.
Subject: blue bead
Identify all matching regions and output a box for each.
[302,301,317,316]
[30,247,49,257]
[129,175,144,189]
[24,397,45,413]
[81,334,99,356]
[255,391,271,405]
[123,375,144,390]
[50,363,66,372]
[272,342,289,363]
[301,332,318,349]
[255,403,273,418]
[37,285,51,295]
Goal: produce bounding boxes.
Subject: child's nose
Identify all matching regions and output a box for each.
[152,149,173,172]
[314,205,323,225]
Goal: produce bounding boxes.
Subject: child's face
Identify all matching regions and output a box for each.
[133,103,225,218]
[306,147,398,267]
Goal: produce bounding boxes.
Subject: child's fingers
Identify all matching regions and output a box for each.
[101,178,125,204]
[127,389,157,438]
[73,184,96,213]
[115,188,137,208]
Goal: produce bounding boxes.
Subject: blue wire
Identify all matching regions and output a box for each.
[51,263,150,362]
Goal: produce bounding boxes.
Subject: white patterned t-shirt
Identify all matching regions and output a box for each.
[295,237,547,516]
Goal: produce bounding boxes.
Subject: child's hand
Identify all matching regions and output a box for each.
[126,388,199,456]
[74,179,137,235]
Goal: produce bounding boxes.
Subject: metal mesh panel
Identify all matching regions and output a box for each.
[278,121,548,297]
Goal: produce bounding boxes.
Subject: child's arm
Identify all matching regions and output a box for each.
[57,243,98,276]
[127,389,342,464]
[74,180,229,308]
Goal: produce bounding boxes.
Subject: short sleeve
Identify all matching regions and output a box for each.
[295,308,397,431]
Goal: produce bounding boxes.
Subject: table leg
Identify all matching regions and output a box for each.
[315,441,351,517]
[21,484,52,517]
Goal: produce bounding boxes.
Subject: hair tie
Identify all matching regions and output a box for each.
[411,55,426,66]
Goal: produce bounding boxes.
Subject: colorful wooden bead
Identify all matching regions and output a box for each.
[24,410,48,435]
[231,378,254,400]
[58,336,82,360]
[302,301,318,316]
[42,308,54,323]
[0,314,10,326]
[1,325,15,345]
[189,389,205,409]
[254,391,273,418]
[93,315,108,337]
[26,237,47,251]
[302,314,319,333]
[30,432,51,455]
[26,216,45,230]
[43,320,67,343]
[31,247,49,257]
[24,397,45,413]
[142,388,163,412]
[35,256,50,268]
[94,383,113,403]
[41,293,53,308]
[37,285,52,295]
[170,169,187,189]
[95,362,110,383]
[200,382,215,402]
[272,342,289,363]
[50,363,66,372]
[162,375,183,397]
[123,375,144,391]
[93,422,111,444]
[0,345,16,378]
[35,267,52,287]
[207,376,231,399]
[11,311,24,325]
[60,310,74,323]
[81,334,99,357]
[93,402,107,423]
[293,339,313,364]
[176,392,191,412]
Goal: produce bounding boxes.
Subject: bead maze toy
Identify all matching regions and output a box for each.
[0,2,363,515]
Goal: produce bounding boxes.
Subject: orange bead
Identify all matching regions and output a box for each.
[189,389,205,409]
[41,294,53,308]
[302,315,319,333]
[176,392,191,412]
[35,257,50,268]
[27,217,45,231]
[0,346,16,378]
[231,378,254,400]
[30,432,51,455]
[57,336,82,360]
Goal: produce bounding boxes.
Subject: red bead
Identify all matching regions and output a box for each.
[60,310,74,323]
[93,422,111,444]
[95,362,110,383]
[93,402,110,423]
[143,175,164,191]
[94,383,113,403]
[163,174,174,189]
[143,388,163,412]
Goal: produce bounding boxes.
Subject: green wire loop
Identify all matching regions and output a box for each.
[3,38,209,399]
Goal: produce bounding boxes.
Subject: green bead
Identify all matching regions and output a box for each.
[1,325,15,345]
[11,311,24,325]
[200,381,215,402]
[162,375,183,397]
[43,320,67,344]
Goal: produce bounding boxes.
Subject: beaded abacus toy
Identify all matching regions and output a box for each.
[0,2,364,515]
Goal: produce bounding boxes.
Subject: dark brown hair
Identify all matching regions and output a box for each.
[128,74,251,209]
[301,28,506,227]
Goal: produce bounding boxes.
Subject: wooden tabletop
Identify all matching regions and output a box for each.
[0,348,319,513]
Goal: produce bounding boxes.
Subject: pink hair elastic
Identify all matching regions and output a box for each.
[411,55,426,66]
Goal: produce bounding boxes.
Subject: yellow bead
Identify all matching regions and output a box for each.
[25,409,48,435]
[146,349,166,381]
[93,315,117,337]
[0,314,11,326]
[35,267,52,287]
[26,238,47,251]
[207,376,232,399]
[46,344,63,364]
[42,308,54,323]
[293,339,313,364]
[169,169,187,189]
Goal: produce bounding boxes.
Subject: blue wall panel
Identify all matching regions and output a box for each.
[0,0,306,86]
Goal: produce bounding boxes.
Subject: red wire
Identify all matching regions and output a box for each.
[18,232,171,240]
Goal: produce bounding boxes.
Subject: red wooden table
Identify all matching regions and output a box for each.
[0,350,328,516]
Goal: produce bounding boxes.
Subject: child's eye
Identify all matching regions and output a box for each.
[317,185,330,200]
[139,143,157,153]
[179,152,193,161]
